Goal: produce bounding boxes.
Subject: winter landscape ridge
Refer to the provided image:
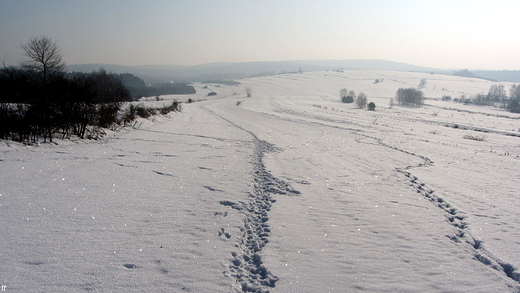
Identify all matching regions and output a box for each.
[1,70,520,292]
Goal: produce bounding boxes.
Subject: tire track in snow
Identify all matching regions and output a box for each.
[203,106,300,292]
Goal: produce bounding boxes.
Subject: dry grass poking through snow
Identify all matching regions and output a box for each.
[463,134,488,141]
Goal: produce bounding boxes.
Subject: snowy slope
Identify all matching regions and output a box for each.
[1,70,519,292]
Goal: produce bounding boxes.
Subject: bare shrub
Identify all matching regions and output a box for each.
[135,104,156,118]
[122,104,137,123]
[159,100,181,115]
[463,134,487,141]
[97,102,122,128]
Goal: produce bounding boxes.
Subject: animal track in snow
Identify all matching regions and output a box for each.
[397,169,520,284]
[357,129,520,285]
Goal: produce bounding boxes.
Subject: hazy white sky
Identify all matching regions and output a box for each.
[1,0,519,70]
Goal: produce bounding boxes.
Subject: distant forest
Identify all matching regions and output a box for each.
[66,72,196,99]
[453,69,520,83]
[118,73,196,98]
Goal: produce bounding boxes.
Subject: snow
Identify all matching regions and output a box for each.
[1,70,519,292]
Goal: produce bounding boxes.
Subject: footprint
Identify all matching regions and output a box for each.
[152,170,173,177]
[219,200,242,210]
[205,186,223,192]
[217,228,231,239]
[213,211,228,217]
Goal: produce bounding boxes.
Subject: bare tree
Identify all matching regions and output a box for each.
[507,84,520,112]
[488,84,506,102]
[396,88,424,107]
[356,92,367,109]
[509,84,520,99]
[510,84,518,99]
[20,36,65,86]
[419,78,427,88]
[339,88,348,100]
[1,53,8,68]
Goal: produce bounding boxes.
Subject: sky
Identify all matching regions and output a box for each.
[1,0,519,70]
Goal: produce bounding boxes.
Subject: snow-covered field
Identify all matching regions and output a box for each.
[1,70,519,292]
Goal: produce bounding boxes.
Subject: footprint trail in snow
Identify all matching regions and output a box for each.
[205,106,300,292]
[220,138,300,293]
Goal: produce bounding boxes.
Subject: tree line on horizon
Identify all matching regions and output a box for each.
[66,71,196,99]
[454,69,520,83]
